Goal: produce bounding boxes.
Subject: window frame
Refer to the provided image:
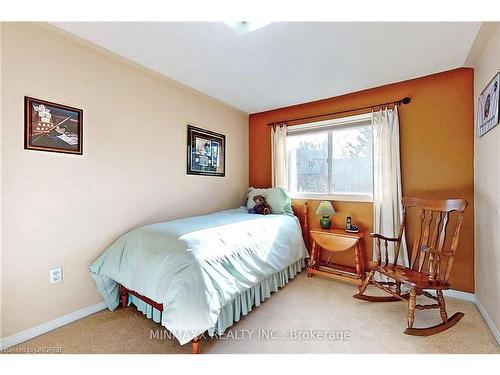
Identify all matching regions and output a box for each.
[286,113,374,203]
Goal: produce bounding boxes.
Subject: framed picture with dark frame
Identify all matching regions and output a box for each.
[187,125,225,177]
[24,96,83,155]
[477,72,499,138]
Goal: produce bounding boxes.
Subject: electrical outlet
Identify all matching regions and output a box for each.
[49,267,62,284]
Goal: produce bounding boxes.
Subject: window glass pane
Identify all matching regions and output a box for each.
[287,132,329,194]
[330,126,373,194]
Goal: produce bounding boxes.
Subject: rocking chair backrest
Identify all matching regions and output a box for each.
[402,197,467,285]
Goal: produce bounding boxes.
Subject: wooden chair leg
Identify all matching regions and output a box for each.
[436,290,448,323]
[191,336,201,354]
[358,270,374,295]
[396,281,401,296]
[407,287,417,329]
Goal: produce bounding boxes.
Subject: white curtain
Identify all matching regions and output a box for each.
[372,107,409,267]
[271,124,288,188]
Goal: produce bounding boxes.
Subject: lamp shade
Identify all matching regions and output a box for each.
[316,201,335,216]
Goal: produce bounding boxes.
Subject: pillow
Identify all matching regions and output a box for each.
[246,187,293,215]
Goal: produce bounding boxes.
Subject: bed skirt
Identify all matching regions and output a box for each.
[128,258,306,338]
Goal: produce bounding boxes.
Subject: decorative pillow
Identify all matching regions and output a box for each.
[246,187,293,216]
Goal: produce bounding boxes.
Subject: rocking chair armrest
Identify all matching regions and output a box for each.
[369,233,400,242]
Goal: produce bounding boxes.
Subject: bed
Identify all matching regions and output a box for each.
[89,203,309,353]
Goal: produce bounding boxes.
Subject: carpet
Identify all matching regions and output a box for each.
[5,272,499,354]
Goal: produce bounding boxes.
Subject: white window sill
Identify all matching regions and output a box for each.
[290,193,374,203]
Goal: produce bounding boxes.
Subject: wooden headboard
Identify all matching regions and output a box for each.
[292,201,309,249]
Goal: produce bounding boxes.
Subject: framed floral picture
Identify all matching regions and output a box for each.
[24,96,83,154]
[187,125,225,177]
[477,72,499,138]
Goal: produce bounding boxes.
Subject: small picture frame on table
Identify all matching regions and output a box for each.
[24,96,83,155]
[187,125,225,177]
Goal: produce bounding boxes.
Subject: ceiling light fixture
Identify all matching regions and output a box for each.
[224,21,270,35]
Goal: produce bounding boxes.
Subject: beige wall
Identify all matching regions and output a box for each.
[465,22,500,335]
[0,23,248,339]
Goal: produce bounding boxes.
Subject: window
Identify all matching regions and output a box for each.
[286,114,373,202]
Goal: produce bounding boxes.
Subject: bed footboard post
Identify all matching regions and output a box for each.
[191,336,201,354]
[120,285,128,308]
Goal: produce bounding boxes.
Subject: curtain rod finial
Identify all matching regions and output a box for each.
[401,97,411,105]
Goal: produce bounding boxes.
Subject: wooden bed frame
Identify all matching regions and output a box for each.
[118,202,309,354]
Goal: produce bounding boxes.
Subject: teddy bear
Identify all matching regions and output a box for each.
[248,195,272,215]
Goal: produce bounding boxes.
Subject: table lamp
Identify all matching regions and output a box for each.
[316,201,336,229]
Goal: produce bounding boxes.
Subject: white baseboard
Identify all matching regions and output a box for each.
[441,289,498,345]
[442,289,476,302]
[0,301,107,351]
[475,298,500,346]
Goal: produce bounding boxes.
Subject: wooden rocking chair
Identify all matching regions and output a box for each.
[353,196,467,336]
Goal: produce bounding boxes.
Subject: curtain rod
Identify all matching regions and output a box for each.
[268,97,411,127]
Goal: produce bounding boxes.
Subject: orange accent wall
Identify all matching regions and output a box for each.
[249,68,475,293]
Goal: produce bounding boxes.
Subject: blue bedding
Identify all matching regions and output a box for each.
[89,207,308,345]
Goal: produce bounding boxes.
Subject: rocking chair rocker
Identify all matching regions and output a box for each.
[353,196,467,336]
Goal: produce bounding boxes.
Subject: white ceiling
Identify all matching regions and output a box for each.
[52,22,481,113]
